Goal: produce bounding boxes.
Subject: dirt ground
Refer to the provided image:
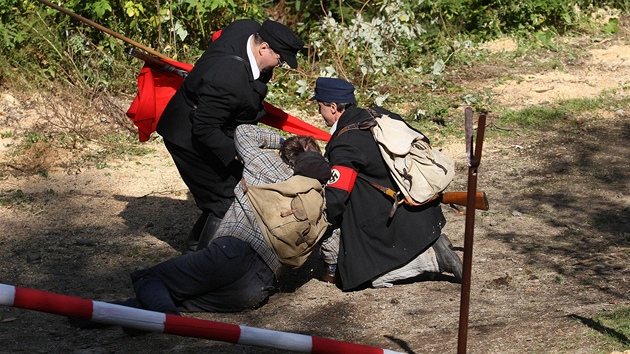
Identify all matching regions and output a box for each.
[1,34,629,353]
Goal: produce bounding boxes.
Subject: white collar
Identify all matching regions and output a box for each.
[329,119,339,136]
[246,35,260,80]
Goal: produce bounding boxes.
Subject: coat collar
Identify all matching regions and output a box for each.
[336,105,366,129]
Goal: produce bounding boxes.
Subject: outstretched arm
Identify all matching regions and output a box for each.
[234,124,292,186]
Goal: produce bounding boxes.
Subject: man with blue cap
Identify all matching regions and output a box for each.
[311,77,463,290]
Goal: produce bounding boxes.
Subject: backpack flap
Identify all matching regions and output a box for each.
[246,175,329,268]
[372,115,422,155]
[371,114,456,205]
[407,138,455,201]
[290,188,326,246]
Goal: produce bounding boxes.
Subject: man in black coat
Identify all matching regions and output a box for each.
[312,77,462,290]
[156,19,304,252]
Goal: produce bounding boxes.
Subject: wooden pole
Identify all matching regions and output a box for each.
[457,107,487,353]
[35,0,173,60]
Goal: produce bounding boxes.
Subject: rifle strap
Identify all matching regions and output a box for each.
[357,173,440,217]
[355,174,402,218]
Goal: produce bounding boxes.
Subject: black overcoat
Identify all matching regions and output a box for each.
[325,106,445,290]
[156,19,271,215]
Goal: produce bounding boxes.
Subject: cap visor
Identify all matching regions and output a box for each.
[281,52,298,69]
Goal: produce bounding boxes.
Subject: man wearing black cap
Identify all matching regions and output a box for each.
[156,19,304,253]
[311,77,463,290]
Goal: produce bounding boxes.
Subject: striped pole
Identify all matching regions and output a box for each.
[0,283,403,354]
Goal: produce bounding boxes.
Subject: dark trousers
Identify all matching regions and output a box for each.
[131,237,275,313]
[163,139,241,219]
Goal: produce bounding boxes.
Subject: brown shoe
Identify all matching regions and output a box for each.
[321,263,337,283]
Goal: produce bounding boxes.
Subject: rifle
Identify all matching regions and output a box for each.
[441,191,489,211]
[357,174,489,212]
[125,47,189,79]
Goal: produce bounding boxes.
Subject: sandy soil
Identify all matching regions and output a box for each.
[0,35,629,353]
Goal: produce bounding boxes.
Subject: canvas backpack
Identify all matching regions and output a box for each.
[338,108,455,215]
[243,175,330,268]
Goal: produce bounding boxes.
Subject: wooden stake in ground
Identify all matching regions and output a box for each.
[457,107,487,353]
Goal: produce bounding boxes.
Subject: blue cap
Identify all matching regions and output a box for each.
[310,77,356,103]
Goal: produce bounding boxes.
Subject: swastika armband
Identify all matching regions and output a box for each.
[327,165,358,193]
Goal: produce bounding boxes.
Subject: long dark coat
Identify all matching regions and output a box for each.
[157,19,271,216]
[324,105,446,290]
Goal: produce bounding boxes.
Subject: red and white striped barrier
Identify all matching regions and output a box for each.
[0,283,403,354]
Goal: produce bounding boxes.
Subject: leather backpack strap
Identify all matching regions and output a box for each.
[336,117,378,137]
[365,107,382,118]
[336,122,360,137]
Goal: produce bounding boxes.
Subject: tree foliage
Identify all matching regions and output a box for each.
[1,0,627,96]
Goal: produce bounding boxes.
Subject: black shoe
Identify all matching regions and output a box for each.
[195,216,222,251]
[433,234,463,283]
[183,230,199,254]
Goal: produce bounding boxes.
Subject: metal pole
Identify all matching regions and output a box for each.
[35,0,173,60]
[457,107,487,353]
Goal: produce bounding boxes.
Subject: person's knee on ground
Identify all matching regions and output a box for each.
[131,273,181,315]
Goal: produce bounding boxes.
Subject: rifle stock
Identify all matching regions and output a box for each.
[125,47,189,79]
[441,191,489,211]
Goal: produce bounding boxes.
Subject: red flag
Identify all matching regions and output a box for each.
[261,102,330,142]
[125,59,193,142]
[126,57,330,142]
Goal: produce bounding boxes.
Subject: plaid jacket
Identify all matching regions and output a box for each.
[213,124,292,277]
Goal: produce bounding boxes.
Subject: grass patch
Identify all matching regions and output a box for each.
[495,93,625,130]
[572,306,630,353]
[0,188,57,207]
[98,133,156,157]
[499,105,570,128]
[0,189,27,207]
